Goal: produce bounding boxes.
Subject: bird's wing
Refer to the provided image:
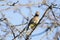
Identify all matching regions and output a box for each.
[26,18,34,30]
[27,17,40,30]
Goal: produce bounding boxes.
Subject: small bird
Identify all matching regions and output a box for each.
[27,11,40,30]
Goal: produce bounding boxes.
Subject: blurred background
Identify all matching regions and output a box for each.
[0,0,60,40]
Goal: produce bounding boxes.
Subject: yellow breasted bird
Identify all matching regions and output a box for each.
[27,11,40,30]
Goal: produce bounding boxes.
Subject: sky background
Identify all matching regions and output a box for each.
[0,0,60,40]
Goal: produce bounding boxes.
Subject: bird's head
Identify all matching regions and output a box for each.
[35,11,40,16]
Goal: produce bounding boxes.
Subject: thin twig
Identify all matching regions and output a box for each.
[25,4,53,40]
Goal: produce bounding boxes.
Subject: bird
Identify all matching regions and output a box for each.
[27,11,40,31]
